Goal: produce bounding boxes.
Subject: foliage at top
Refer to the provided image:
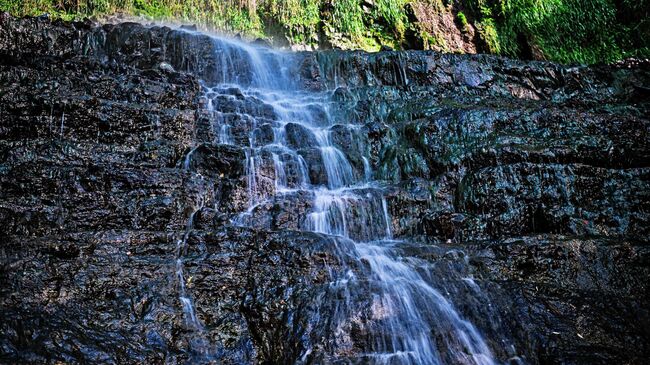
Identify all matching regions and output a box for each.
[464,0,649,63]
[0,0,647,64]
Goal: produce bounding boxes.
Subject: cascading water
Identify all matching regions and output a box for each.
[175,160,215,360]
[183,33,506,364]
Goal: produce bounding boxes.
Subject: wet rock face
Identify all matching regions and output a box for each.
[313,50,650,243]
[310,49,649,363]
[0,227,346,364]
[385,237,650,364]
[1,15,649,365]
[0,35,199,239]
[467,237,650,364]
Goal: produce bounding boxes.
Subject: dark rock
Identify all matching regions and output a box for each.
[297,147,328,186]
[285,122,318,149]
[1,14,649,365]
[330,124,367,172]
[184,143,245,178]
[252,122,276,146]
[252,38,272,48]
[180,24,198,31]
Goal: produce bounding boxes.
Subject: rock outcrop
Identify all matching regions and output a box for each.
[0,14,648,364]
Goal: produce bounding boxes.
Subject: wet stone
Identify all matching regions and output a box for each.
[297,147,328,186]
[285,122,319,150]
[1,14,649,365]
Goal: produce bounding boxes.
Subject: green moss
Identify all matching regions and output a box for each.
[421,30,449,51]
[456,11,468,30]
[495,0,623,63]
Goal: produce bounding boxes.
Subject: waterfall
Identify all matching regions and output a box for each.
[175,157,215,360]
[187,34,501,364]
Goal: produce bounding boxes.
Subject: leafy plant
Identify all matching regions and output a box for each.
[331,0,365,41]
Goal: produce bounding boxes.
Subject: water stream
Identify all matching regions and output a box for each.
[181,35,501,364]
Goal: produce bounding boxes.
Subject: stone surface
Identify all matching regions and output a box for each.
[0,14,649,365]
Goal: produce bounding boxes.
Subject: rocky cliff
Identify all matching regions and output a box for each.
[0,14,648,364]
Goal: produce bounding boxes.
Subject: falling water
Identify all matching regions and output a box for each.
[363,156,372,181]
[60,112,65,137]
[188,34,502,364]
[175,207,201,329]
[183,145,200,170]
[176,147,214,359]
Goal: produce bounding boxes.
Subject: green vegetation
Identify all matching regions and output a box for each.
[456,11,468,30]
[475,17,500,53]
[0,0,647,63]
[0,0,265,36]
[463,0,650,63]
[258,0,320,45]
[372,0,408,43]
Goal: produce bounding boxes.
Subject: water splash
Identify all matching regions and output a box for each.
[356,243,496,365]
